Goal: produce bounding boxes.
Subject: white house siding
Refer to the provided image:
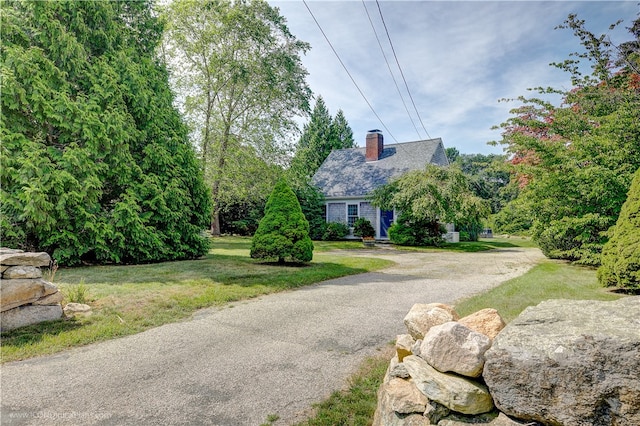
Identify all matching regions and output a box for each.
[325,200,388,239]
[359,202,377,235]
[327,202,346,223]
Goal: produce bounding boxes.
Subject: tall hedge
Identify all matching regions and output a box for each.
[0,1,211,265]
[250,179,313,263]
[598,168,640,290]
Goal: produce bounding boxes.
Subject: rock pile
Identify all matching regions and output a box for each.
[373,303,508,425]
[374,298,640,425]
[0,248,63,331]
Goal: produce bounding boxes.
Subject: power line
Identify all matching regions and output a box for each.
[375,0,431,140]
[302,0,399,143]
[362,0,422,141]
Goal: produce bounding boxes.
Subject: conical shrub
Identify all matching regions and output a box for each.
[250,179,313,263]
[598,168,640,290]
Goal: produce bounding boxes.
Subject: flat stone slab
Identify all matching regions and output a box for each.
[0,278,58,312]
[403,355,494,415]
[1,304,63,331]
[0,251,51,267]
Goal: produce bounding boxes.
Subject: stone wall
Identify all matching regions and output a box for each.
[0,248,63,331]
[373,298,640,426]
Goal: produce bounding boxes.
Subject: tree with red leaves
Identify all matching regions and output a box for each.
[493,15,640,265]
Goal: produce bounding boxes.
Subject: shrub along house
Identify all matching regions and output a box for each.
[311,130,449,240]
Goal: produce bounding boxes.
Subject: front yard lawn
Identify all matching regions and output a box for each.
[1,237,392,363]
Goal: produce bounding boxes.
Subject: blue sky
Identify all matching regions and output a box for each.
[269,1,638,154]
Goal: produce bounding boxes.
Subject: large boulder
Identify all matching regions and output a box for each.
[0,278,58,312]
[33,291,64,306]
[403,355,494,415]
[384,378,430,415]
[419,322,491,377]
[403,303,459,340]
[0,304,63,331]
[483,297,640,426]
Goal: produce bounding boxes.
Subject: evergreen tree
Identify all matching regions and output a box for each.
[250,179,313,263]
[294,183,326,241]
[287,96,356,238]
[598,168,640,291]
[289,96,333,183]
[288,97,356,184]
[330,109,356,151]
[0,1,211,265]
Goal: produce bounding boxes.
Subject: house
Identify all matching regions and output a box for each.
[311,130,449,239]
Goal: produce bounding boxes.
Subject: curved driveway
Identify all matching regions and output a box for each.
[0,246,544,426]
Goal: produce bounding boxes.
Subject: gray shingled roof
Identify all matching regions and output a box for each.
[312,138,448,198]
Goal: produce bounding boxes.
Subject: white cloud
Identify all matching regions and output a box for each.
[272,0,639,153]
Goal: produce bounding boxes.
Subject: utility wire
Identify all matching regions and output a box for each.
[376,0,431,140]
[362,0,422,141]
[302,0,399,143]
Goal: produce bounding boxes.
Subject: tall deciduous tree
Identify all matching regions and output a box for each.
[0,0,211,265]
[163,0,312,235]
[493,15,640,264]
[453,154,514,214]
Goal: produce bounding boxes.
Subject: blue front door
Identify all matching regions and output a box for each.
[380,210,394,238]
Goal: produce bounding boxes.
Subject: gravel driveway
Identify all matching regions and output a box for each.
[0,246,544,426]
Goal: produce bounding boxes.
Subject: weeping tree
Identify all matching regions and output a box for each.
[163,0,312,235]
[250,179,313,263]
[370,165,490,246]
[0,0,211,265]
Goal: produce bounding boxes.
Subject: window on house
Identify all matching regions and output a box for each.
[347,204,358,227]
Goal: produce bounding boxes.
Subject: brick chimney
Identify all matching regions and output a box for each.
[365,130,383,162]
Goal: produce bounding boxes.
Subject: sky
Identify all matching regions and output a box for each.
[268,1,638,154]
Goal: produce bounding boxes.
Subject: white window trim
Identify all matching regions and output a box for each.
[347,203,359,228]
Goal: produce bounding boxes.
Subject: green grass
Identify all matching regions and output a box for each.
[394,236,538,253]
[294,345,395,426]
[297,259,624,426]
[0,238,392,363]
[212,235,369,253]
[454,260,622,322]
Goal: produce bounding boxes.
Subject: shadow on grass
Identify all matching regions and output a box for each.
[55,252,374,290]
[395,240,526,253]
[609,287,640,295]
[258,261,312,267]
[442,240,523,252]
[1,317,82,345]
